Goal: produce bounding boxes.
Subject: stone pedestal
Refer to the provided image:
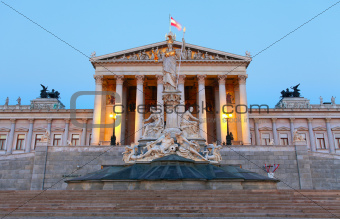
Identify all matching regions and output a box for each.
[30,98,65,110]
[162,90,181,137]
[36,141,49,147]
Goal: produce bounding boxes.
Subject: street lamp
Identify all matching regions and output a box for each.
[223,113,234,145]
[110,112,116,145]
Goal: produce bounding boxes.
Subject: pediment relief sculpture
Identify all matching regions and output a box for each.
[92,41,249,63]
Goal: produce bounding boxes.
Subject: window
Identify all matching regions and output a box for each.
[335,134,340,149]
[316,133,326,149]
[71,134,80,146]
[336,138,340,149]
[280,133,289,145]
[16,134,25,150]
[53,134,62,146]
[35,134,43,148]
[0,134,6,150]
[262,133,270,145]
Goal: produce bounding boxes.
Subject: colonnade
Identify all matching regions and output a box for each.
[5,118,89,155]
[91,74,252,145]
[252,117,336,153]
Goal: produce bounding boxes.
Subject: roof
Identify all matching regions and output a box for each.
[66,154,277,182]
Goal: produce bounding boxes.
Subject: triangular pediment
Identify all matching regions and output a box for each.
[313,126,326,131]
[331,126,340,131]
[259,126,272,131]
[33,127,46,132]
[15,127,29,132]
[0,127,10,132]
[90,41,251,65]
[277,126,290,131]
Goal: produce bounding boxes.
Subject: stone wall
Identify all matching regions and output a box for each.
[0,145,339,190]
[220,146,302,189]
[0,153,34,190]
[310,153,340,190]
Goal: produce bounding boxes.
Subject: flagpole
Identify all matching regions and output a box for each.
[176,28,186,87]
[169,14,171,32]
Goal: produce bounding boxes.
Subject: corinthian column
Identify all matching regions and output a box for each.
[197,75,207,140]
[289,118,295,145]
[177,75,186,125]
[63,119,70,146]
[25,119,34,153]
[6,119,16,154]
[81,118,87,145]
[254,118,260,145]
[155,75,164,111]
[307,118,316,152]
[238,75,251,145]
[271,118,278,145]
[135,75,145,142]
[326,118,335,153]
[47,119,52,145]
[91,75,103,145]
[115,75,124,145]
[218,75,227,144]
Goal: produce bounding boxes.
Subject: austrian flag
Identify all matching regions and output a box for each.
[170,17,182,31]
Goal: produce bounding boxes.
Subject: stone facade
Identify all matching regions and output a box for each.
[0,145,339,190]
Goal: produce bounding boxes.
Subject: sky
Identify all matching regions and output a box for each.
[1,1,339,109]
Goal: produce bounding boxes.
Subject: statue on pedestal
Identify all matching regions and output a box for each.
[122,143,139,163]
[293,130,305,142]
[175,132,206,161]
[41,130,51,143]
[142,107,164,139]
[163,32,179,91]
[139,131,176,160]
[331,96,336,105]
[180,106,201,138]
[4,97,9,106]
[320,96,323,105]
[16,97,21,106]
[204,142,222,162]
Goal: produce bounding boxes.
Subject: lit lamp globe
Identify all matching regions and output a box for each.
[109,113,116,119]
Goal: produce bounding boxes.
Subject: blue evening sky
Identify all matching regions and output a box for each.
[1,1,339,109]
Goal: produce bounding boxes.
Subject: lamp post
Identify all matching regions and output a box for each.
[223,113,233,145]
[110,112,116,145]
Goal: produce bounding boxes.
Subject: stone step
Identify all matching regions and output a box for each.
[0,190,339,218]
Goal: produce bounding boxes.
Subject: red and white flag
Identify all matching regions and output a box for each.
[170,17,182,31]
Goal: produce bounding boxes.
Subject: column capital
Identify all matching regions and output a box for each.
[238,75,248,85]
[197,74,207,84]
[178,75,186,84]
[135,75,145,85]
[217,75,226,84]
[271,118,277,122]
[64,118,70,124]
[289,118,295,122]
[10,119,16,124]
[115,75,125,85]
[307,118,313,122]
[93,75,104,84]
[254,118,260,123]
[155,75,163,84]
[28,118,34,123]
[325,118,332,123]
[46,118,52,123]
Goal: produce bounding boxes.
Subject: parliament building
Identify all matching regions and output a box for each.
[0,34,339,191]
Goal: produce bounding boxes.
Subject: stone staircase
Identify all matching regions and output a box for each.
[0,190,339,218]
